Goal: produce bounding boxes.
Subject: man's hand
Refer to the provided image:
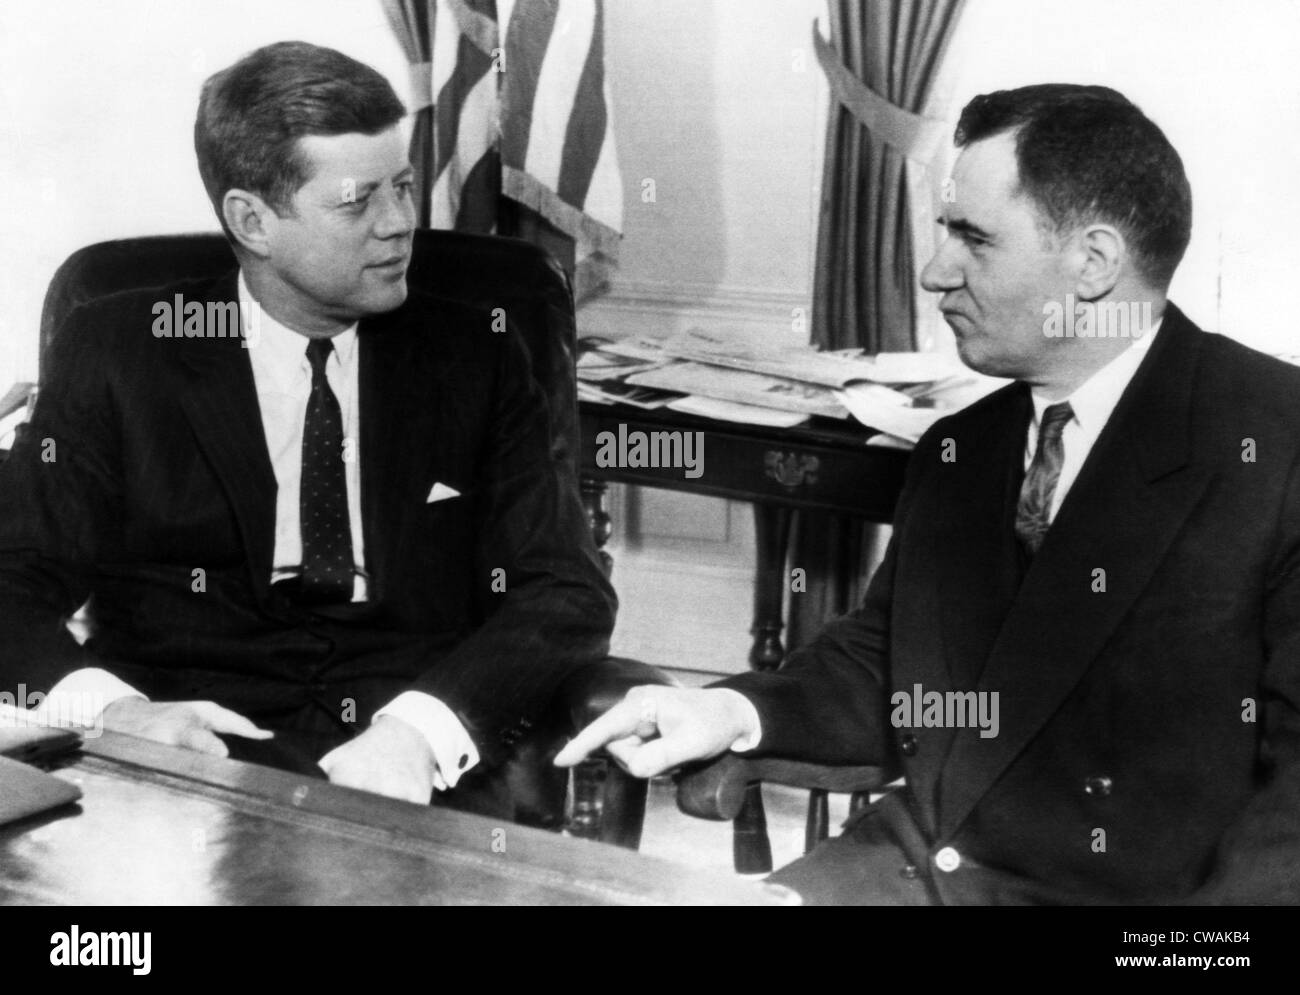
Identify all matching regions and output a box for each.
[317,715,437,804]
[553,685,759,779]
[101,698,273,757]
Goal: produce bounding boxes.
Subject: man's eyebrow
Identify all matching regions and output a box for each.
[338,167,414,203]
[938,215,994,240]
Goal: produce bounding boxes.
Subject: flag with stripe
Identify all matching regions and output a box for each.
[395,0,622,297]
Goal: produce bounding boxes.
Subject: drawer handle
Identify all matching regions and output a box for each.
[764,451,820,489]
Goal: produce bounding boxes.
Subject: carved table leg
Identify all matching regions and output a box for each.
[733,783,774,875]
[580,475,613,577]
[749,504,793,671]
[805,789,830,854]
[567,757,605,841]
[733,504,794,874]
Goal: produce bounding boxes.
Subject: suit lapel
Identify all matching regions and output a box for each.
[937,305,1212,838]
[900,384,1030,829]
[175,271,277,603]
[935,384,1033,690]
[358,303,440,605]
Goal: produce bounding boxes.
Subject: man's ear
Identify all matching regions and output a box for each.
[1074,223,1124,301]
[222,189,275,259]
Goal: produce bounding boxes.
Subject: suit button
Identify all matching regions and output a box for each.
[1084,775,1113,797]
[934,847,961,873]
[899,733,918,757]
[899,864,919,880]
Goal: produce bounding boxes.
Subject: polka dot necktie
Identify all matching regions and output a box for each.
[299,337,353,603]
[1014,401,1074,556]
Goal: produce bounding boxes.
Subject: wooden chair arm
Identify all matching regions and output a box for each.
[554,656,677,850]
[675,753,889,822]
[556,656,678,733]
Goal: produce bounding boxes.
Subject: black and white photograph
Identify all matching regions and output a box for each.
[0,0,1294,951]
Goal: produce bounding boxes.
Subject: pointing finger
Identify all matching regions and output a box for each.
[554,695,658,767]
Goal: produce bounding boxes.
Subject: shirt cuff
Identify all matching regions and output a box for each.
[717,689,763,752]
[374,691,480,791]
[35,667,148,730]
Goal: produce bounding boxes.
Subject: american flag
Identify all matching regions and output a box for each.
[393,0,623,296]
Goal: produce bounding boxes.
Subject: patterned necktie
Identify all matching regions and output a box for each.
[1015,401,1074,556]
[299,337,353,603]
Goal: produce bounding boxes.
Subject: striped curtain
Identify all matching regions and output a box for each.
[384,0,622,301]
[810,0,967,353]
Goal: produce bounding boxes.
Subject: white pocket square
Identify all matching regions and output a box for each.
[426,482,462,504]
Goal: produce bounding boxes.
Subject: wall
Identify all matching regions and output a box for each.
[579,0,829,346]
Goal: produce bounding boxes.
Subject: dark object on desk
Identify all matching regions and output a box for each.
[0,755,82,827]
[26,230,670,849]
[0,723,82,765]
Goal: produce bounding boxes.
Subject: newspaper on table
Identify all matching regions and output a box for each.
[577,379,682,409]
[666,395,808,427]
[626,362,850,419]
[659,329,961,387]
[576,338,683,407]
[840,374,1011,445]
[580,330,1004,441]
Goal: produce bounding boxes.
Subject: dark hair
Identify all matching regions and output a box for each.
[194,41,406,237]
[955,84,1192,288]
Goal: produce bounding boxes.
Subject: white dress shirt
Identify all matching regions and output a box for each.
[1025,318,1161,521]
[40,272,479,790]
[244,274,367,602]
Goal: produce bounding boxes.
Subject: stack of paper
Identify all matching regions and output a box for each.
[576,339,682,408]
[576,329,1001,440]
[626,362,849,419]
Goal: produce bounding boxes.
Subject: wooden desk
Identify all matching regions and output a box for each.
[578,402,909,669]
[0,732,790,906]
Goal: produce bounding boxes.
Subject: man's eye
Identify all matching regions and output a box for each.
[395,180,414,197]
[348,196,370,210]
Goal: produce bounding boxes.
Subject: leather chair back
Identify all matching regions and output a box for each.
[39,229,580,466]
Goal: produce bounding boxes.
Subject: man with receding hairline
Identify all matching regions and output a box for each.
[560,83,1300,905]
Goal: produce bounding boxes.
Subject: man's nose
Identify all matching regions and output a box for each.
[374,188,416,240]
[920,239,963,293]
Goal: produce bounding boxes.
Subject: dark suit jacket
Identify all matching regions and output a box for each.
[0,271,616,765]
[725,303,1300,904]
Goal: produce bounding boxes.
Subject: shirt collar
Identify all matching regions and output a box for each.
[239,270,358,390]
[1030,317,1163,435]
